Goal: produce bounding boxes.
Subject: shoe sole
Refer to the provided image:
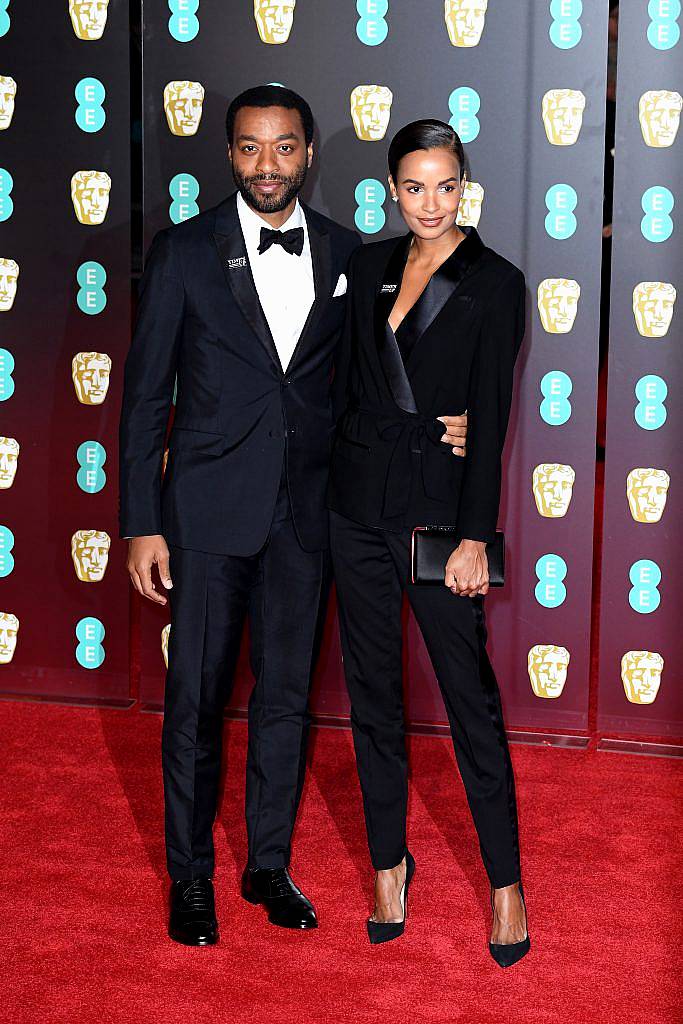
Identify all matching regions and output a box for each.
[241,890,318,929]
[168,929,219,947]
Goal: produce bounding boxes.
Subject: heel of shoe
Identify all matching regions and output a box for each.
[241,885,261,905]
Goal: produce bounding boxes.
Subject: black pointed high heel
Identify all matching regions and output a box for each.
[488,882,530,968]
[366,850,416,945]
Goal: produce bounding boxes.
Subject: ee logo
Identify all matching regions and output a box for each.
[0,0,9,38]
[75,78,105,133]
[168,0,199,42]
[535,553,567,608]
[629,559,661,614]
[357,0,388,46]
[545,184,577,239]
[0,524,14,577]
[647,0,680,49]
[169,173,199,223]
[549,0,582,49]
[641,186,674,242]
[634,374,667,430]
[354,178,386,234]
[448,88,480,143]
[540,370,572,425]
[77,261,107,315]
[0,348,15,401]
[0,168,13,221]
[77,441,107,494]
[76,616,106,669]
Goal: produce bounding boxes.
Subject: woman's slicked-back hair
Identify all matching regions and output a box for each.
[226,84,314,146]
[388,119,465,183]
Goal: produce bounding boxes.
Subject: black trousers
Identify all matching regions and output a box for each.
[162,469,324,881]
[329,510,521,889]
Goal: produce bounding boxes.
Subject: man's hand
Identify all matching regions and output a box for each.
[444,538,488,597]
[127,535,173,605]
[437,410,467,456]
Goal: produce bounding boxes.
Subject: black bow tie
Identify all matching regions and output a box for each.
[258,226,304,257]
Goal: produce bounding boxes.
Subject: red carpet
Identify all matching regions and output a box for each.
[1,702,681,1024]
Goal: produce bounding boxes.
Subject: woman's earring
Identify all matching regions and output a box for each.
[392,195,398,203]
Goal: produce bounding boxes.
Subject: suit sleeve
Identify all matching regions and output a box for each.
[455,267,526,544]
[118,229,184,538]
[331,240,362,424]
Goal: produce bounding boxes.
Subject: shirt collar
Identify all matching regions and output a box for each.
[237,191,306,249]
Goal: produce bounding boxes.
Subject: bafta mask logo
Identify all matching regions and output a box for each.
[528,644,570,699]
[639,90,682,148]
[254,0,296,44]
[444,0,488,47]
[632,281,676,338]
[0,436,19,489]
[350,85,393,141]
[72,351,112,405]
[69,0,109,40]
[0,611,18,664]
[164,80,205,137]
[626,468,670,524]
[621,650,664,705]
[162,624,171,668]
[456,180,484,227]
[537,278,581,334]
[0,257,18,311]
[541,89,586,146]
[71,529,111,582]
[532,463,576,518]
[0,76,16,130]
[71,170,111,225]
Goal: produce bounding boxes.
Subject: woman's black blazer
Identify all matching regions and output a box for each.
[327,227,526,542]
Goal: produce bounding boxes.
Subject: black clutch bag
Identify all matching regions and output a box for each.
[411,528,505,587]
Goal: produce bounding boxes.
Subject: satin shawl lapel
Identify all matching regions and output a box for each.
[286,208,332,373]
[375,233,417,414]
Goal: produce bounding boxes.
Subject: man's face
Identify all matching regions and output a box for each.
[230,105,312,215]
[639,91,682,148]
[528,646,570,699]
[71,531,111,582]
[538,279,580,333]
[622,651,663,705]
[456,180,484,227]
[633,282,676,337]
[0,259,18,311]
[350,86,393,141]
[0,613,18,664]
[445,0,488,46]
[164,82,205,136]
[72,172,111,225]
[70,0,109,40]
[0,78,16,130]
[72,353,112,405]
[254,0,296,44]
[0,438,19,489]
[533,464,575,518]
[627,469,669,523]
[542,90,586,145]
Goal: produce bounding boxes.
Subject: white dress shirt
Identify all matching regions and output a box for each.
[237,192,315,372]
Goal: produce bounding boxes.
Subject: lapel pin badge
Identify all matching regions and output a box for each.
[381,283,398,293]
[226,257,247,270]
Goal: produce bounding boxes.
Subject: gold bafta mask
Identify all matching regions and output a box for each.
[0,76,17,130]
[72,352,112,405]
[621,650,664,705]
[528,644,570,699]
[638,90,682,148]
[532,463,576,518]
[69,0,109,40]
[541,89,586,146]
[71,170,111,225]
[537,278,581,334]
[71,529,111,583]
[632,282,676,338]
[0,611,19,665]
[0,257,19,312]
[254,0,296,44]
[0,437,19,489]
[161,624,171,669]
[350,85,393,142]
[163,80,205,137]
[445,0,488,47]
[456,180,484,227]
[626,468,670,524]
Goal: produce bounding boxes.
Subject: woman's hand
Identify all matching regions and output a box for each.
[444,539,489,597]
[437,410,467,456]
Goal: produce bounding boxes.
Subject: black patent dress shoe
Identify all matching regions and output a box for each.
[169,877,218,946]
[241,866,318,929]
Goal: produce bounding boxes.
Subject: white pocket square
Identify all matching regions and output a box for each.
[332,273,347,298]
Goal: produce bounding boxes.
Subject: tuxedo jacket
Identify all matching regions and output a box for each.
[327,227,526,542]
[119,192,360,555]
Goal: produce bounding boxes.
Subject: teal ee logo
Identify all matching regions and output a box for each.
[357,0,388,46]
[545,184,577,239]
[0,0,10,38]
[75,616,105,669]
[0,348,15,401]
[0,524,14,577]
[641,186,674,242]
[448,87,480,143]
[647,0,680,49]
[77,261,106,315]
[549,0,582,49]
[75,78,105,133]
[169,173,199,223]
[635,374,667,430]
[0,168,13,221]
[354,178,386,234]
[540,370,572,425]
[629,559,661,614]
[77,441,106,494]
[168,0,199,41]
[535,553,567,608]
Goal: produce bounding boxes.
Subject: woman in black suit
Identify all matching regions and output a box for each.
[328,121,529,965]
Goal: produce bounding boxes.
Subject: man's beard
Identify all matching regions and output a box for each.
[233,163,308,214]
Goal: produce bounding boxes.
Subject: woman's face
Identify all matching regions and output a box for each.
[389,147,464,240]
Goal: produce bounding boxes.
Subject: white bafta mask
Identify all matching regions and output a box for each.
[542,89,586,146]
[537,278,581,333]
[532,464,575,518]
[444,0,488,47]
[528,645,570,699]
[638,90,682,148]
[161,624,171,669]
[632,282,676,338]
[456,180,484,227]
[626,468,670,524]
[621,650,664,705]
[0,436,19,489]
[0,612,19,664]
[0,77,17,130]
[71,530,111,582]
[163,80,205,136]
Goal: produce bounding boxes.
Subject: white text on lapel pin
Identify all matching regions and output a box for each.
[381,283,397,293]
[226,257,247,270]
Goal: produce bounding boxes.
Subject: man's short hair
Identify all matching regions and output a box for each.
[226,84,314,146]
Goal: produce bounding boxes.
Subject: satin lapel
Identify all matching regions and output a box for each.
[286,213,331,373]
[375,234,418,413]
